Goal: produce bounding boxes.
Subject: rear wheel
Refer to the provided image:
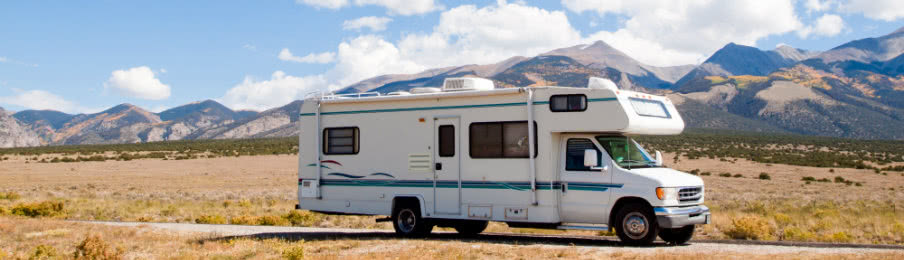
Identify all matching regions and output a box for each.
[453,220,488,235]
[659,225,695,245]
[392,204,432,236]
[614,203,658,246]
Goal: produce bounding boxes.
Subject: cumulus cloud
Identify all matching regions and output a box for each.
[342,16,392,31]
[798,14,845,38]
[561,0,803,66]
[219,71,328,111]
[840,0,904,21]
[278,48,336,64]
[296,0,441,15]
[104,66,171,100]
[0,89,96,113]
[804,0,833,13]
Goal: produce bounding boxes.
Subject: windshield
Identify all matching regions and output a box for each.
[595,136,657,169]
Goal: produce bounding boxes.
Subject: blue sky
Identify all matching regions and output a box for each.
[1,0,902,113]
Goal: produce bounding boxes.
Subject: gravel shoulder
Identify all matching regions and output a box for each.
[83,221,904,256]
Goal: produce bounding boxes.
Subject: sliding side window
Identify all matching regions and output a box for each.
[323,127,359,155]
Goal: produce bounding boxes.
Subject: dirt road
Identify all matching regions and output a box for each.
[85,221,904,256]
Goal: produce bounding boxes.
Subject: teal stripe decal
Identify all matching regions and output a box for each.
[299,97,617,116]
[301,179,621,192]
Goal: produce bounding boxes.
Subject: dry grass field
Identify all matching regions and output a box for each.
[1,140,904,258]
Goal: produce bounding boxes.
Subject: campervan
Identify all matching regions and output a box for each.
[296,77,710,245]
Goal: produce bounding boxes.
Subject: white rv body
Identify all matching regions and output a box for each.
[297,77,709,243]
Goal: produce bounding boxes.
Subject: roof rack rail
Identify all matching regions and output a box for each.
[304,91,382,101]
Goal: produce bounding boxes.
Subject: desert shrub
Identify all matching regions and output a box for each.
[689,169,700,175]
[284,210,319,226]
[700,172,711,176]
[11,201,64,217]
[782,227,815,241]
[724,216,773,240]
[0,248,7,259]
[31,244,58,260]
[74,234,123,260]
[772,213,792,227]
[801,176,816,181]
[195,215,227,224]
[823,231,853,243]
[237,199,253,208]
[733,174,743,178]
[829,169,835,173]
[758,172,771,180]
[817,178,830,182]
[230,215,258,225]
[719,173,732,177]
[0,191,20,200]
[257,215,289,226]
[834,176,846,183]
[282,243,305,260]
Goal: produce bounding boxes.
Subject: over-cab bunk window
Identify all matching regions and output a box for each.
[550,94,587,112]
[323,127,359,155]
[469,121,538,159]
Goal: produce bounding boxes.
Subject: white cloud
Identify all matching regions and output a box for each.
[840,0,904,21]
[561,0,803,66]
[327,35,425,88]
[804,0,833,13]
[104,66,171,100]
[278,48,336,64]
[242,43,257,51]
[798,14,845,38]
[297,0,441,15]
[343,16,392,31]
[0,89,96,113]
[0,57,7,62]
[219,71,327,111]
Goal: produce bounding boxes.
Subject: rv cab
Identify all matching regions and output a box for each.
[297,77,710,245]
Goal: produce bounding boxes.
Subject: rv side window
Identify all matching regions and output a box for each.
[550,94,587,112]
[565,138,601,171]
[323,127,359,155]
[469,121,537,158]
[438,125,455,157]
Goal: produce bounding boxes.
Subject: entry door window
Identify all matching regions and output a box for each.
[565,138,601,171]
[438,125,455,157]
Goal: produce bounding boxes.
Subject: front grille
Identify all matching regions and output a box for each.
[679,187,703,202]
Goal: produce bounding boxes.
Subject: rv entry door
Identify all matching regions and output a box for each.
[434,117,461,215]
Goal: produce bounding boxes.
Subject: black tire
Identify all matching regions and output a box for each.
[659,225,695,245]
[392,203,432,236]
[614,203,658,246]
[453,220,488,235]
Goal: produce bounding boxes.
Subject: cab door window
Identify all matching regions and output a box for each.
[565,138,601,171]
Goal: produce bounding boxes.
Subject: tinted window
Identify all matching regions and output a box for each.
[323,127,358,155]
[438,125,455,157]
[565,138,602,171]
[469,121,537,158]
[550,94,587,112]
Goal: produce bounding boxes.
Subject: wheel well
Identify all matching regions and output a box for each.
[608,197,653,229]
[392,196,422,215]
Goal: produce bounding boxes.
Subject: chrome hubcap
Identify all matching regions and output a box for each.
[623,212,648,239]
[397,209,416,233]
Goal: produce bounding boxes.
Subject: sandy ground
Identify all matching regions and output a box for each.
[85,221,904,256]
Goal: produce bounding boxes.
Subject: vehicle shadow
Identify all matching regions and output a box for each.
[203,231,679,248]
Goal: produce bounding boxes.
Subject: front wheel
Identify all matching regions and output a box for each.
[659,225,695,245]
[392,205,432,237]
[615,203,658,246]
[453,220,488,235]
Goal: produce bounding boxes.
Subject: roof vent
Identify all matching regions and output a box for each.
[442,77,495,92]
[588,77,618,91]
[410,87,442,94]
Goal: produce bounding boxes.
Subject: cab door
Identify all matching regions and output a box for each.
[558,136,613,224]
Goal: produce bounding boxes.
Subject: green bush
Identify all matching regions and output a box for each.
[31,244,58,260]
[700,172,712,176]
[834,176,846,183]
[801,176,816,181]
[733,174,743,178]
[0,191,21,200]
[758,172,771,180]
[719,173,732,177]
[195,215,227,224]
[724,216,773,240]
[282,243,305,260]
[11,201,65,217]
[73,234,123,260]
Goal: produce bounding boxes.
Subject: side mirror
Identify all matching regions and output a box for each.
[654,151,663,166]
[583,149,598,167]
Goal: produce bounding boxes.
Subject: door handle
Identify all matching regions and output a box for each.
[561,183,568,193]
[435,163,442,170]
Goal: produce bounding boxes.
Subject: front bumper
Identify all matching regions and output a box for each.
[654,205,710,229]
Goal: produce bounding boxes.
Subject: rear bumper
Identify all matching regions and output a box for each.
[654,205,710,229]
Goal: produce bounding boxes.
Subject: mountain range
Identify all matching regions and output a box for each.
[1,27,903,148]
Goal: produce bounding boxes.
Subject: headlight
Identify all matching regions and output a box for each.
[656,187,678,200]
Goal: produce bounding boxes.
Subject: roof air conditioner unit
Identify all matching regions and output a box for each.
[442,77,495,92]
